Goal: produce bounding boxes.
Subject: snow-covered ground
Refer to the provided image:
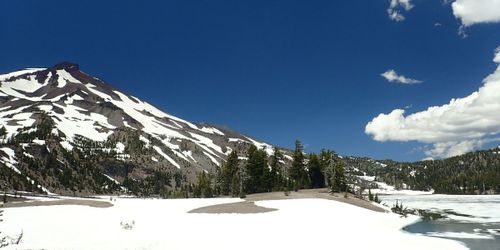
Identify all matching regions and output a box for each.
[380,194,500,223]
[1,197,467,250]
[380,194,500,248]
[359,176,434,195]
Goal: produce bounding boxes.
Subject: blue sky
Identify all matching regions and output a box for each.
[1,0,499,161]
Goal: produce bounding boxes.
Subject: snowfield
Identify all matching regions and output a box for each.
[380,194,500,223]
[1,198,468,250]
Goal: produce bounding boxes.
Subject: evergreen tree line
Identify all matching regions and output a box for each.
[373,149,500,194]
[193,140,348,198]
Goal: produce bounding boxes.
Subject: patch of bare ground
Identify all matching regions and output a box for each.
[2,199,112,208]
[189,188,385,214]
[189,201,277,214]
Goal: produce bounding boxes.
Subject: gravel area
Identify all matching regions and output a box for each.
[2,198,113,208]
[189,188,385,214]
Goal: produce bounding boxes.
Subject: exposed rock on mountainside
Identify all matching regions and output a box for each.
[0,63,290,196]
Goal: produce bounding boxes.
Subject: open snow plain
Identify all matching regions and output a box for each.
[2,197,468,250]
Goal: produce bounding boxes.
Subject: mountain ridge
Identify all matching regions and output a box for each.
[0,63,291,196]
[1,63,498,196]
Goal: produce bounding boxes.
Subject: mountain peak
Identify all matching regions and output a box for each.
[51,62,79,72]
[0,64,288,195]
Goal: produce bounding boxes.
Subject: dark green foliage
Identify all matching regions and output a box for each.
[417,209,446,221]
[244,145,269,194]
[123,130,145,155]
[219,151,239,196]
[368,189,374,201]
[122,177,141,195]
[0,126,6,138]
[12,112,55,143]
[146,171,172,197]
[321,150,347,192]
[121,170,189,198]
[332,160,347,192]
[0,113,190,197]
[391,200,410,217]
[214,145,289,197]
[0,157,44,194]
[269,147,285,191]
[370,149,500,194]
[289,140,308,189]
[308,153,325,188]
[193,171,213,198]
[35,112,55,140]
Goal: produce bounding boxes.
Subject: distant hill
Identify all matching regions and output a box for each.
[343,148,500,195]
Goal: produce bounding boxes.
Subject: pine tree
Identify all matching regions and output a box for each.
[193,171,213,198]
[244,145,268,194]
[270,147,284,191]
[231,170,242,197]
[319,149,334,186]
[0,126,6,139]
[326,154,347,192]
[308,153,325,188]
[219,151,239,195]
[290,140,307,190]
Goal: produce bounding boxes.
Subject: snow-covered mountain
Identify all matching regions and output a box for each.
[0,63,289,195]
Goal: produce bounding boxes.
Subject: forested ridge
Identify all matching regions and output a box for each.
[366,148,500,194]
[1,114,498,197]
[192,140,348,198]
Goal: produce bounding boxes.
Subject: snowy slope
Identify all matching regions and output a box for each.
[0,63,290,193]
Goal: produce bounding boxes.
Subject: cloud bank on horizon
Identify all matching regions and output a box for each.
[366,48,500,159]
[381,70,422,84]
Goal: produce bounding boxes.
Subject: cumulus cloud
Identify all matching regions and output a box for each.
[381,70,422,84]
[366,48,500,158]
[387,0,414,21]
[452,0,500,27]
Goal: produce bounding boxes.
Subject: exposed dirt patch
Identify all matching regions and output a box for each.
[189,188,385,214]
[189,201,277,214]
[2,199,113,208]
[1,195,29,203]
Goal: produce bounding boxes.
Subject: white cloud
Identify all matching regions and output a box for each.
[367,48,500,158]
[423,138,500,158]
[381,70,422,84]
[452,0,500,27]
[494,46,500,63]
[387,0,414,22]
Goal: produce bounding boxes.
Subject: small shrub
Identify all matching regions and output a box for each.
[417,209,446,221]
[120,220,135,230]
[391,200,414,217]
[239,192,246,199]
[1,208,23,247]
